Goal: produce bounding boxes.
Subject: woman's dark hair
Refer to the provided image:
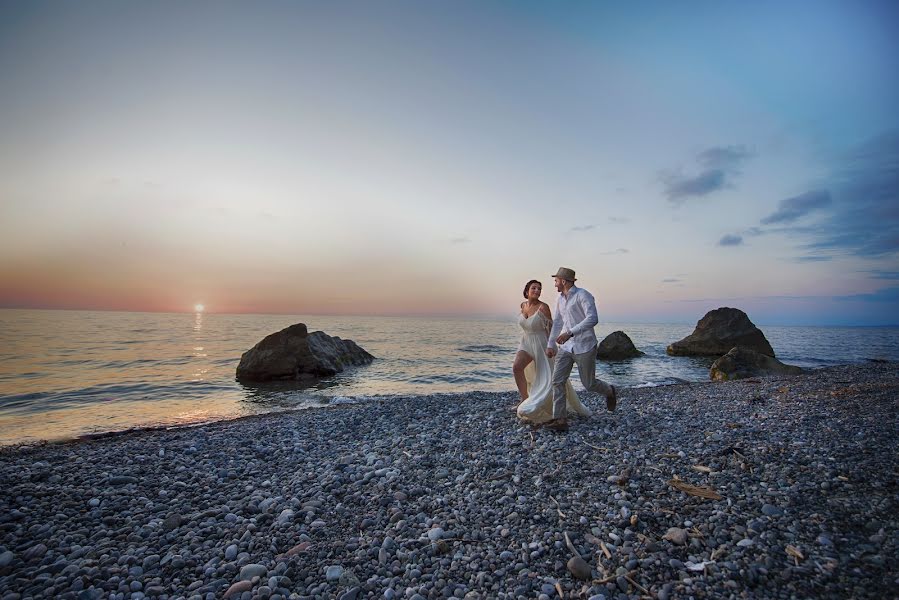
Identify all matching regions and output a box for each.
[523,279,542,299]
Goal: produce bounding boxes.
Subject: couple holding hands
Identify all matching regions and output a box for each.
[513,267,617,431]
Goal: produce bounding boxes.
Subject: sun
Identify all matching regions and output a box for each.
[194,304,205,313]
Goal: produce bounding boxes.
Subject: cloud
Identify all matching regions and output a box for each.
[661,145,753,204]
[866,270,899,280]
[760,190,832,225]
[798,131,899,258]
[835,286,899,303]
[662,170,727,202]
[718,234,743,246]
[737,130,899,261]
[449,237,471,244]
[600,248,629,255]
[608,216,630,225]
[672,287,898,304]
[697,146,753,169]
[661,277,681,283]
[569,224,596,232]
[793,255,832,263]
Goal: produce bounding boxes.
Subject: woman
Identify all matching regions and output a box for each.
[513,280,591,424]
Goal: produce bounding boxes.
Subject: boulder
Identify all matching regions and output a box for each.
[709,346,803,381]
[667,307,774,357]
[597,331,645,360]
[236,323,374,382]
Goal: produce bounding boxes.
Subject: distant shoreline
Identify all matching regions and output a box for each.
[1,362,896,598]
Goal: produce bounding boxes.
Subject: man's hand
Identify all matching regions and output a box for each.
[556,331,573,345]
[545,347,556,358]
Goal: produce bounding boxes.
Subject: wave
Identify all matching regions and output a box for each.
[0,380,237,415]
[457,344,510,354]
[408,370,501,385]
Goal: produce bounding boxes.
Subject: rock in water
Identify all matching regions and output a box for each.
[236,323,374,382]
[710,346,803,381]
[597,330,645,360]
[666,307,774,357]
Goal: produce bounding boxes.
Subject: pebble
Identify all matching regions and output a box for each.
[223,580,252,598]
[239,563,267,580]
[663,527,688,546]
[0,362,894,600]
[567,556,591,580]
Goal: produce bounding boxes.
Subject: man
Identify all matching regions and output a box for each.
[545,267,617,431]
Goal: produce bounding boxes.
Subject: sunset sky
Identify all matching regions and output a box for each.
[1,1,897,325]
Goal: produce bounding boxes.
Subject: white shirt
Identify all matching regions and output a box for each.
[548,285,599,354]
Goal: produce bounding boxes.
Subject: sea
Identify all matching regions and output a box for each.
[1,309,897,446]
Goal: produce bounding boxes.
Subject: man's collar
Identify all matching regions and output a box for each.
[562,284,578,297]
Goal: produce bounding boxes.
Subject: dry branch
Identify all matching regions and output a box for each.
[668,478,723,500]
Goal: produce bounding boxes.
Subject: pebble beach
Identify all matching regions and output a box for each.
[1,362,896,600]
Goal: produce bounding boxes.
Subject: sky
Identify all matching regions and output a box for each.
[1,0,897,325]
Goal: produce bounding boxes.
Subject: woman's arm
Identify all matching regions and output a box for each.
[540,303,553,334]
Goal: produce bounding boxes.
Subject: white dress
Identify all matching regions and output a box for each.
[515,311,591,423]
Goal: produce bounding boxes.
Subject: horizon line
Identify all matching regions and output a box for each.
[1,306,896,328]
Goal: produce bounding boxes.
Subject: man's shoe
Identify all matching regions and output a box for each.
[546,419,569,432]
[606,385,617,412]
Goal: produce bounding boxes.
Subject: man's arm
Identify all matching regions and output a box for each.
[547,298,564,349]
[568,289,599,335]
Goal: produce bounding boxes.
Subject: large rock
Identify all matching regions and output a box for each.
[236,323,374,382]
[597,331,644,360]
[710,346,803,381]
[667,307,774,357]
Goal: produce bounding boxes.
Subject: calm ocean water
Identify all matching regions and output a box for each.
[1,309,897,445]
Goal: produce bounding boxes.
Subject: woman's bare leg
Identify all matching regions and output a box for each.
[512,351,534,402]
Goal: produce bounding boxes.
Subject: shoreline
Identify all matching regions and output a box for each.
[1,362,896,599]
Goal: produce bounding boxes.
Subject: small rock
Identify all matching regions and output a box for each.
[277,509,294,524]
[663,527,688,546]
[223,581,253,598]
[23,544,48,560]
[141,554,160,570]
[0,551,13,567]
[162,514,182,531]
[239,563,268,580]
[108,475,138,485]
[339,587,361,600]
[567,556,592,580]
[225,544,238,561]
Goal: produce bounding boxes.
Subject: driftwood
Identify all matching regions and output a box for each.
[668,478,723,500]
